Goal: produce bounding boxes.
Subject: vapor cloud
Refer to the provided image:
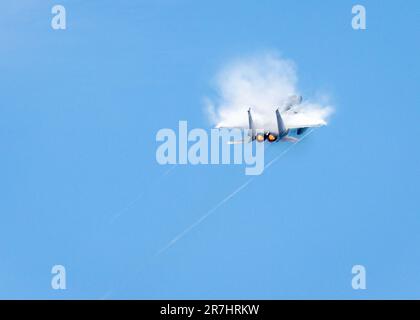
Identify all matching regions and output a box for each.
[205,53,334,132]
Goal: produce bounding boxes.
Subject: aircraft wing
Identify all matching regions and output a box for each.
[215,125,246,129]
[284,117,327,129]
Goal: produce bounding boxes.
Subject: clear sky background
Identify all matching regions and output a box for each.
[0,0,419,299]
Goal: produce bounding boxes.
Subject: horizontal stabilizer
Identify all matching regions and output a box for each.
[281,136,299,143]
[227,140,245,145]
[227,137,252,145]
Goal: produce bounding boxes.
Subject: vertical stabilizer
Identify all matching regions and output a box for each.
[248,108,256,139]
[275,108,288,138]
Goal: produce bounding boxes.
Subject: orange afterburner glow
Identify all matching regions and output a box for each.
[268,134,277,142]
[256,134,265,142]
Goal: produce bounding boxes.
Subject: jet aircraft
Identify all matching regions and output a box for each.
[217,95,326,144]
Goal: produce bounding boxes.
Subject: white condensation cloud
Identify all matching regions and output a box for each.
[205,53,334,132]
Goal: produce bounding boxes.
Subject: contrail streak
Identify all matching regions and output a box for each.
[265,129,315,169]
[108,165,177,224]
[102,131,315,297]
[155,178,254,256]
[155,130,315,256]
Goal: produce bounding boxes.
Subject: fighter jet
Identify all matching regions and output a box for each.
[218,95,326,144]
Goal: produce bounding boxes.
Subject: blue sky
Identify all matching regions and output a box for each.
[0,0,419,299]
